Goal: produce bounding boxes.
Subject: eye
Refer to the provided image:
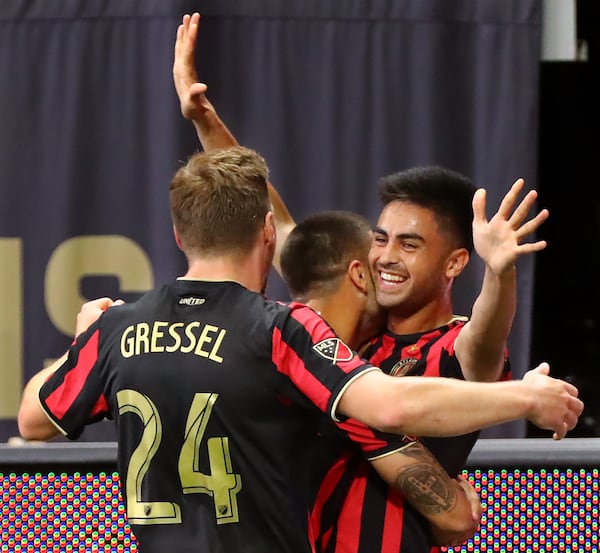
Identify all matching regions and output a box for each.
[372,234,387,245]
[402,241,417,251]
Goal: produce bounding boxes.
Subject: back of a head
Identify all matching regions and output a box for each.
[169,146,270,256]
[281,210,372,301]
[378,166,476,252]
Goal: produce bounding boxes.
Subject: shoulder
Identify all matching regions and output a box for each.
[264,300,327,330]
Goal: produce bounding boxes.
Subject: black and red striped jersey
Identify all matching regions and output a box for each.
[366,319,511,477]
[38,279,406,553]
[311,318,511,553]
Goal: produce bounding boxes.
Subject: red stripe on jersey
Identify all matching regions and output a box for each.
[311,451,353,543]
[289,306,366,373]
[381,488,404,553]
[439,325,460,355]
[337,417,395,454]
[367,334,396,367]
[45,329,100,418]
[288,303,329,335]
[90,393,109,418]
[307,510,317,553]
[424,342,443,378]
[272,326,331,412]
[334,463,369,553]
[423,326,461,377]
[320,527,334,553]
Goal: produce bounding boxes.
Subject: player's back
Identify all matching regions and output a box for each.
[96,279,331,552]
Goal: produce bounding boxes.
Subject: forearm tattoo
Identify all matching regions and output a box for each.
[393,446,457,515]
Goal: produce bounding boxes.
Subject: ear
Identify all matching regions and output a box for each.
[347,259,369,294]
[263,211,276,247]
[173,225,184,251]
[445,248,469,278]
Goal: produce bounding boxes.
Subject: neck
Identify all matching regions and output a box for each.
[307,294,365,351]
[386,298,454,334]
[184,251,267,294]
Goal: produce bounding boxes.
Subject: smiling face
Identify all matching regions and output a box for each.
[369,200,465,324]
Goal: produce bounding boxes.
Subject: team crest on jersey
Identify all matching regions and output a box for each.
[389,358,418,377]
[313,338,354,363]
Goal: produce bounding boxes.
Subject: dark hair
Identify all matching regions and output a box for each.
[169,146,270,256]
[281,211,372,300]
[378,166,476,252]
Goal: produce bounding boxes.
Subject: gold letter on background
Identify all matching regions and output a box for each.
[0,238,23,417]
[45,235,154,336]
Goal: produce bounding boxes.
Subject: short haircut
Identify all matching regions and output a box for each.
[169,146,270,256]
[378,166,476,252]
[281,210,372,301]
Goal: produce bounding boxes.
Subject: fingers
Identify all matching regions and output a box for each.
[531,362,550,376]
[189,82,208,97]
[553,399,584,440]
[505,187,536,227]
[185,12,200,52]
[82,297,114,311]
[514,207,549,240]
[512,240,547,256]
[527,361,584,440]
[459,477,482,524]
[552,388,584,439]
[175,13,199,64]
[471,188,487,225]
[76,298,110,337]
[496,178,525,219]
[552,422,568,441]
[495,179,548,236]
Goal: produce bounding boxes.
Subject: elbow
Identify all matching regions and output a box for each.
[432,519,479,548]
[17,417,37,441]
[430,502,479,547]
[369,402,422,435]
[17,410,39,441]
[17,405,55,442]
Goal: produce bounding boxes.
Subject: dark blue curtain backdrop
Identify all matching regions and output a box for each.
[0,0,542,440]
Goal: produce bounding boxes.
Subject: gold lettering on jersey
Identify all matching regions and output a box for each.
[121,322,226,363]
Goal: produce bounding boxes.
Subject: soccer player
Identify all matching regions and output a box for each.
[18,146,582,553]
[280,211,484,548]
[310,168,544,553]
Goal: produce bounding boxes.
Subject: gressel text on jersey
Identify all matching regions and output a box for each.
[120,321,226,362]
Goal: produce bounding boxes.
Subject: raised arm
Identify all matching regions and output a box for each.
[173,12,295,273]
[371,441,481,546]
[454,178,549,381]
[338,362,582,440]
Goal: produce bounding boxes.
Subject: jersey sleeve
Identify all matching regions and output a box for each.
[334,416,418,460]
[270,303,410,456]
[270,303,379,419]
[38,322,111,439]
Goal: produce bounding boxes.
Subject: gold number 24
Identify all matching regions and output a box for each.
[116,389,242,525]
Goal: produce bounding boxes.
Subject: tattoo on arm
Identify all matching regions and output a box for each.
[392,443,457,515]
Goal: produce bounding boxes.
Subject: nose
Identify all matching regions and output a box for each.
[375,241,400,267]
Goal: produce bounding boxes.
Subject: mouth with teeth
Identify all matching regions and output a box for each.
[378,270,408,288]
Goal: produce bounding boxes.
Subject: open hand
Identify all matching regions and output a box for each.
[472,179,549,276]
[173,12,213,122]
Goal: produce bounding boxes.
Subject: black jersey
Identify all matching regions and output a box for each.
[38,280,404,553]
[311,319,511,553]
